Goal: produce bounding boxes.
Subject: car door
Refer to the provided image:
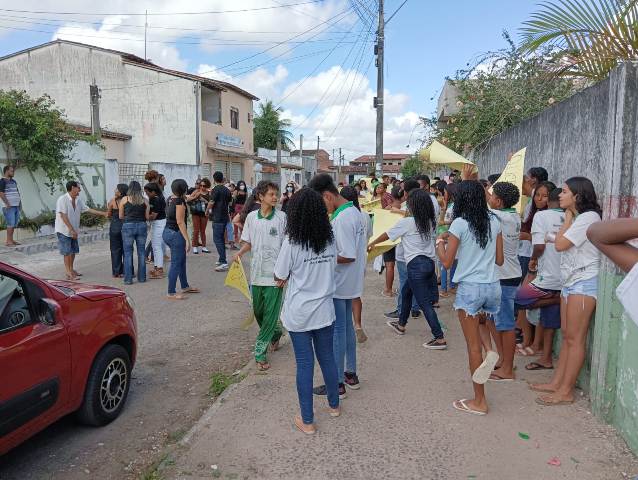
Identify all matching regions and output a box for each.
[0,270,72,440]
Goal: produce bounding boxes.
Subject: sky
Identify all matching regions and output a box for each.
[0,0,540,162]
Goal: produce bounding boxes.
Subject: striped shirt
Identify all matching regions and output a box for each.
[0,177,20,207]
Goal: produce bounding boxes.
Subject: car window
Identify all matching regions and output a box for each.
[0,273,33,333]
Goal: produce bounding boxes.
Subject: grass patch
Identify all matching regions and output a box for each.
[166,428,187,444]
[208,372,244,397]
[139,454,175,480]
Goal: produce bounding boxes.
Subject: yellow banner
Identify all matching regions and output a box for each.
[419,140,478,173]
[225,260,252,301]
[361,198,381,213]
[367,208,403,262]
[492,147,527,214]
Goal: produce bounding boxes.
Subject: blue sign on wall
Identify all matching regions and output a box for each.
[217,134,243,148]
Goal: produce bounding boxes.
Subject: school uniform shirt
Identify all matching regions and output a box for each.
[560,211,601,287]
[518,195,533,257]
[273,238,337,332]
[387,217,436,264]
[531,209,564,290]
[448,214,502,284]
[491,208,522,281]
[55,193,88,237]
[360,210,373,240]
[331,203,367,299]
[241,209,287,287]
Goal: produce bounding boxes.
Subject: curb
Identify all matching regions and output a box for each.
[0,230,109,256]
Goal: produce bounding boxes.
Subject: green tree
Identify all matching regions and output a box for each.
[400,154,429,179]
[253,100,295,151]
[422,33,575,155]
[520,0,638,80]
[0,90,94,190]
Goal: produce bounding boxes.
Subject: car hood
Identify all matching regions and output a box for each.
[47,279,125,301]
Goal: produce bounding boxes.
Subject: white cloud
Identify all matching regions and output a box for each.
[197,63,288,100]
[280,65,369,106]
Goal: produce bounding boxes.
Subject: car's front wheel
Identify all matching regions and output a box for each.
[76,344,131,426]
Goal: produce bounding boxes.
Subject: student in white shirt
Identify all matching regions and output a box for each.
[274,188,340,435]
[531,177,601,407]
[309,174,367,396]
[369,189,446,349]
[233,181,286,371]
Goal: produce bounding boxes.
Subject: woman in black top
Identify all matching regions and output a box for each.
[187,178,211,254]
[107,183,128,277]
[119,181,150,284]
[163,179,199,300]
[145,182,167,279]
[280,181,296,213]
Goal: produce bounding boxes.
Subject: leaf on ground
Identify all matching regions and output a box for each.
[518,432,530,440]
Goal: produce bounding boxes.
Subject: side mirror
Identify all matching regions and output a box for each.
[39,298,59,326]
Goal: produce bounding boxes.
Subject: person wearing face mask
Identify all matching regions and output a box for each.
[233,181,249,244]
[281,182,296,213]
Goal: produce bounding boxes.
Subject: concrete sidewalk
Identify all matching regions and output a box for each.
[168,275,638,480]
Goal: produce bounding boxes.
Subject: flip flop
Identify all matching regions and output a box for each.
[489,373,514,382]
[166,294,187,300]
[472,350,499,384]
[525,361,553,371]
[453,399,486,416]
[535,396,574,406]
[256,361,270,371]
[294,415,316,435]
[181,287,200,294]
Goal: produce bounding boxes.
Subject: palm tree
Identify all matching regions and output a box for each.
[253,100,295,151]
[519,0,638,80]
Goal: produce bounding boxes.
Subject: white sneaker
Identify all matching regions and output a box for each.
[215,263,229,272]
[192,247,199,254]
[472,350,499,384]
[215,261,222,266]
[201,247,211,253]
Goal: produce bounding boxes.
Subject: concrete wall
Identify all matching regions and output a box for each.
[470,62,638,453]
[0,42,197,165]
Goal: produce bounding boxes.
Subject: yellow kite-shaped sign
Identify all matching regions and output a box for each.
[225,260,255,330]
[419,140,477,173]
[361,198,382,213]
[367,208,404,262]
[492,147,527,214]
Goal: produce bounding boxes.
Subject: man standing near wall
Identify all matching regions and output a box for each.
[0,165,21,246]
[208,171,232,272]
[55,180,107,280]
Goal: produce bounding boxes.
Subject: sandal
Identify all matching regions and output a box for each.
[516,346,535,356]
[471,350,499,384]
[256,361,270,371]
[452,399,486,416]
[294,415,316,435]
[181,287,200,294]
[166,293,187,300]
[525,361,553,371]
[439,291,450,298]
[489,373,514,382]
[535,395,574,406]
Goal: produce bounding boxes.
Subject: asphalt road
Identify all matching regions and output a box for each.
[0,239,256,479]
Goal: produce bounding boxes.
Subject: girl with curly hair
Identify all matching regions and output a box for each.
[531,176,601,407]
[436,180,504,415]
[274,188,340,434]
[368,189,446,349]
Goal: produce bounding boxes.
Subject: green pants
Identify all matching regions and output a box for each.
[252,285,283,363]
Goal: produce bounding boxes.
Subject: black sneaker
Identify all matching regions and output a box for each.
[384,310,399,319]
[386,320,406,335]
[411,310,421,318]
[423,338,448,350]
[344,372,360,390]
[313,383,347,399]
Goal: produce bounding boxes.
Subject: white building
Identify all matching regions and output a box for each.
[0,40,259,185]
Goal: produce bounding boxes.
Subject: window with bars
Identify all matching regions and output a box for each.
[118,163,149,184]
[230,107,239,130]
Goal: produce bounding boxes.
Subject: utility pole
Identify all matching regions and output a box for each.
[299,133,304,184]
[89,82,101,139]
[338,147,342,182]
[374,0,384,178]
[276,131,282,191]
[144,10,148,61]
[316,135,320,178]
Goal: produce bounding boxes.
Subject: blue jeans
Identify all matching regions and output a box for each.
[289,324,339,424]
[2,206,20,228]
[163,228,189,294]
[399,256,444,339]
[440,259,458,292]
[122,222,147,283]
[212,222,227,263]
[493,284,517,331]
[333,298,357,383]
[225,221,234,242]
[396,260,419,313]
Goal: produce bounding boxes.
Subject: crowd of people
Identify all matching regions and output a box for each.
[3,161,638,435]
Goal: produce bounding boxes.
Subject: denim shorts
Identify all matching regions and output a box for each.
[2,206,20,228]
[57,232,79,256]
[453,281,501,317]
[561,276,598,300]
[493,284,517,331]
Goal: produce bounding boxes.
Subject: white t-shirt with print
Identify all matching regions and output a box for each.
[241,209,287,286]
[531,209,564,290]
[55,193,88,237]
[492,209,522,280]
[332,204,367,299]
[361,210,373,240]
[274,237,336,332]
[387,217,436,265]
[561,210,601,287]
[518,195,533,257]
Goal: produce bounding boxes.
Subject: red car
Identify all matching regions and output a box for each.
[0,261,137,456]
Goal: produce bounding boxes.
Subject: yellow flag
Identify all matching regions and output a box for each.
[361,198,381,213]
[367,208,403,262]
[492,147,527,214]
[225,260,252,301]
[419,140,478,173]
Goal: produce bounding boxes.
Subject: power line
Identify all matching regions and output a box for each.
[0,1,325,17]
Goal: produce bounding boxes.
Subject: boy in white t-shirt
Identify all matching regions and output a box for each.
[233,181,286,371]
[309,174,367,396]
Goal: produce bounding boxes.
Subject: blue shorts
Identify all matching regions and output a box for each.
[493,284,517,331]
[57,232,79,256]
[561,276,598,300]
[540,304,561,329]
[453,281,501,317]
[2,206,20,228]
